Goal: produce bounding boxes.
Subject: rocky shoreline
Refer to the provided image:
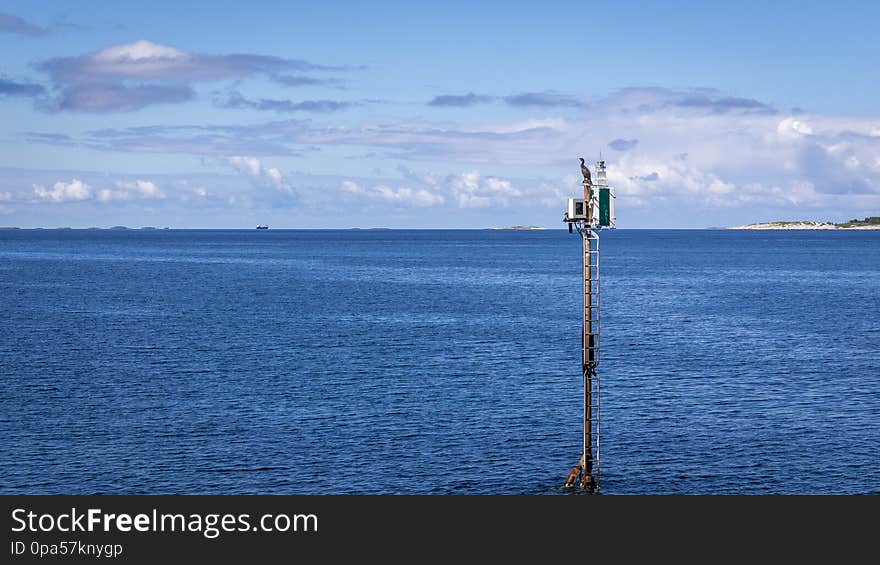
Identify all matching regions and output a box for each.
[729,221,880,230]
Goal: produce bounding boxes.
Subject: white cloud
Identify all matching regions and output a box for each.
[33,179,92,202]
[341,180,364,193]
[777,117,813,138]
[32,178,165,203]
[94,40,189,65]
[397,168,525,208]
[117,179,163,198]
[97,179,164,201]
[97,188,128,202]
[223,156,293,194]
[225,156,263,177]
[340,170,523,209]
[374,185,444,207]
[339,180,444,207]
[445,171,521,207]
[265,167,283,187]
[484,177,519,195]
[471,118,566,134]
[134,180,161,198]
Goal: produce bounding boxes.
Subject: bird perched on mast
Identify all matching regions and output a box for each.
[578,157,592,185]
[579,157,592,201]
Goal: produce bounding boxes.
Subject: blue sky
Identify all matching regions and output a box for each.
[1,0,879,228]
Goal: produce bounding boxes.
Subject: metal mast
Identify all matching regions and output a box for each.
[563,159,614,493]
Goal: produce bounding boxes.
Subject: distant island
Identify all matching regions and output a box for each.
[729,216,880,230]
[488,225,545,230]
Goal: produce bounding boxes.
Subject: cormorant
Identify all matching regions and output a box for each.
[578,157,592,184]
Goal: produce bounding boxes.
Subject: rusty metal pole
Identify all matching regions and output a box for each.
[564,163,605,493]
[582,178,595,491]
[564,159,612,493]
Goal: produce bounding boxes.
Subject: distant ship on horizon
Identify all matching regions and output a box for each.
[256,224,269,230]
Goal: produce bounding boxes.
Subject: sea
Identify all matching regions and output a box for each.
[1,229,878,494]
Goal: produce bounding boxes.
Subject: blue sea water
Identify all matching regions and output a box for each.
[1,229,878,494]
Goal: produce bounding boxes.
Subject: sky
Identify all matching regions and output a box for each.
[1,0,879,228]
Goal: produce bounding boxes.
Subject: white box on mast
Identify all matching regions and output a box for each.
[568,198,588,220]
